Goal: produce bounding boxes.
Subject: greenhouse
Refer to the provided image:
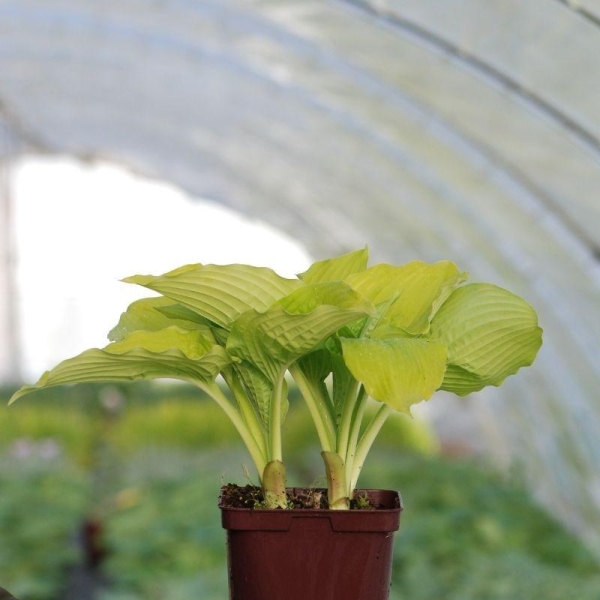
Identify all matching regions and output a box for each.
[1,1,599,598]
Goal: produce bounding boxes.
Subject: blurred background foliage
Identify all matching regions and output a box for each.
[1,383,598,599]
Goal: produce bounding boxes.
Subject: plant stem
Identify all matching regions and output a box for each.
[336,311,378,459]
[350,404,392,491]
[269,373,285,462]
[343,385,368,492]
[336,379,360,457]
[289,363,335,451]
[321,451,349,509]
[200,382,267,477]
[264,372,287,509]
[262,459,288,508]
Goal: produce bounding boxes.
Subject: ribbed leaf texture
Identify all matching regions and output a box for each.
[123,264,301,329]
[227,305,369,383]
[430,283,543,395]
[9,328,229,404]
[108,297,212,342]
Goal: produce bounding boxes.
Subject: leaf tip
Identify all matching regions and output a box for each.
[7,384,35,406]
[121,274,153,286]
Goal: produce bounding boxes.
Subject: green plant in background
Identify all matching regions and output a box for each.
[0,403,98,467]
[97,449,600,600]
[3,386,599,599]
[0,455,90,600]
[8,248,542,509]
[364,454,600,600]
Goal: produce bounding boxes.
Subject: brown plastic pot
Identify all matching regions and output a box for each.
[220,488,402,600]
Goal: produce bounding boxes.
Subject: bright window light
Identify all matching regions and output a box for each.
[10,155,312,378]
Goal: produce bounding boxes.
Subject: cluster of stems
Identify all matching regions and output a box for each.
[199,358,391,510]
[290,364,391,510]
[198,309,395,509]
[198,369,290,509]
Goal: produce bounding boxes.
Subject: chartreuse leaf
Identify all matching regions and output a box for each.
[298,247,369,283]
[9,327,230,405]
[340,337,447,413]
[123,263,302,329]
[430,283,543,395]
[346,261,467,334]
[156,303,230,346]
[276,281,376,316]
[108,297,213,342]
[227,304,370,384]
[107,327,213,358]
[155,302,214,326]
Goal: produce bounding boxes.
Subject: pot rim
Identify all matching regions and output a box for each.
[218,487,402,513]
[220,488,402,532]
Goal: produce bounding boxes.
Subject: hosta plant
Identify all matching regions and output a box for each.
[9,248,542,509]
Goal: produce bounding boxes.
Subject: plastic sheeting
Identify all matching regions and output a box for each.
[1,0,599,555]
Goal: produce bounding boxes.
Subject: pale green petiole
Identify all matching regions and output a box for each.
[289,363,335,451]
[262,459,288,509]
[269,373,286,462]
[201,381,267,478]
[343,385,369,491]
[215,372,288,508]
[223,369,267,459]
[336,379,361,460]
[322,451,349,509]
[349,404,393,491]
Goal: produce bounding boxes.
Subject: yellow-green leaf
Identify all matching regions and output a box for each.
[123,263,302,329]
[227,305,370,383]
[106,327,214,359]
[430,283,543,395]
[108,297,211,342]
[10,346,230,404]
[341,337,447,413]
[276,281,375,316]
[298,247,369,283]
[346,261,467,334]
[9,331,230,405]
